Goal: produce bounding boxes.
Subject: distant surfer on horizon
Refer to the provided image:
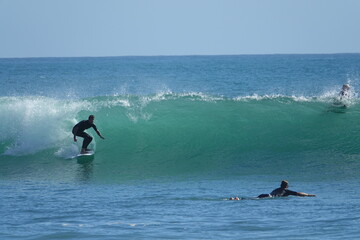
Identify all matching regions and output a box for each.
[257,180,316,198]
[72,115,105,154]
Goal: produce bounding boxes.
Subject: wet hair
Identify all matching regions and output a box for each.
[88,115,95,120]
[281,180,289,189]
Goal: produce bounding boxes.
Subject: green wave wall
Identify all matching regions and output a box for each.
[1,94,360,181]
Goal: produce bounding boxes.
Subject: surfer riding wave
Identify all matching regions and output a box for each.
[72,115,105,154]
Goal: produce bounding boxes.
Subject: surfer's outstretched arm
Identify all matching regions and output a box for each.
[296,192,316,197]
[96,130,105,139]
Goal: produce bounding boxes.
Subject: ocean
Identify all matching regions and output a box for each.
[1,54,360,239]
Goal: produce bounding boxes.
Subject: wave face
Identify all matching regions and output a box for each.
[1,93,360,181]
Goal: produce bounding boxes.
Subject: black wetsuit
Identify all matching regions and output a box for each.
[270,187,298,197]
[72,120,98,149]
[257,187,298,198]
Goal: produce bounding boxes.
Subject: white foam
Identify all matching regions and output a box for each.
[0,96,94,156]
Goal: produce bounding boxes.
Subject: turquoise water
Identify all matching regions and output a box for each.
[1,54,360,239]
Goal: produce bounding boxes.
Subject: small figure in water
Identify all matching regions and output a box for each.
[329,84,351,111]
[339,84,350,100]
[72,115,105,154]
[229,197,241,200]
[257,180,316,198]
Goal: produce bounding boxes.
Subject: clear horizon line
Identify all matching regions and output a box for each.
[1,52,360,59]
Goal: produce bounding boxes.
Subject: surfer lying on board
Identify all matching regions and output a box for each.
[257,180,315,198]
[229,180,315,200]
[72,115,105,154]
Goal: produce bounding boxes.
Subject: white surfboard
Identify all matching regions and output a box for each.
[75,150,94,158]
[332,101,347,108]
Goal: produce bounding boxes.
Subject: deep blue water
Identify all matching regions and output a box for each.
[1,54,360,239]
[2,54,360,98]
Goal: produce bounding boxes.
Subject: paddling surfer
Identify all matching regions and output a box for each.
[72,115,105,154]
[257,180,315,198]
[229,180,315,200]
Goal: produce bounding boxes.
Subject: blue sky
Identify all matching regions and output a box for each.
[1,0,360,58]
